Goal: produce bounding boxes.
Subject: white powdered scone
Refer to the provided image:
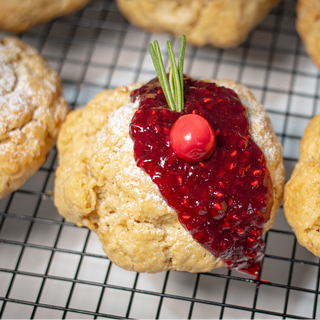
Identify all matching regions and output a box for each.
[0,0,91,33]
[116,0,281,48]
[284,114,320,257]
[54,79,284,273]
[296,0,320,69]
[0,37,69,198]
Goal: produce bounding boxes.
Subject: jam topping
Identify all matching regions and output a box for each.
[130,75,273,275]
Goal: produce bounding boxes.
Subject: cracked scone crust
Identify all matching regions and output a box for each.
[284,114,320,257]
[0,0,91,33]
[0,37,69,198]
[296,0,320,69]
[116,0,281,48]
[55,80,284,273]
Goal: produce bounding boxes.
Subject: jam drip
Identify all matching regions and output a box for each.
[130,76,273,275]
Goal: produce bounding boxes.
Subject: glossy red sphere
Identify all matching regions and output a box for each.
[169,114,215,163]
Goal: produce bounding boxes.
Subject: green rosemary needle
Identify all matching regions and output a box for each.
[148,35,186,112]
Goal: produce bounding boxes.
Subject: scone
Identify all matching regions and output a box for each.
[296,0,320,69]
[0,0,91,33]
[284,114,320,257]
[116,0,281,48]
[54,77,284,274]
[0,37,69,198]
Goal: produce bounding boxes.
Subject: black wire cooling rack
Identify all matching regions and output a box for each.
[1,0,320,318]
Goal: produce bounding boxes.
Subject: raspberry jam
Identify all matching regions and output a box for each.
[130,75,273,275]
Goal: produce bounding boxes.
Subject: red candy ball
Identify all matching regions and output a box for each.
[169,114,215,163]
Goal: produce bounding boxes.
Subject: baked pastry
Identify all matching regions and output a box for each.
[116,0,281,48]
[55,78,284,274]
[0,0,91,33]
[296,0,320,69]
[284,114,320,257]
[0,37,69,198]
[54,40,284,274]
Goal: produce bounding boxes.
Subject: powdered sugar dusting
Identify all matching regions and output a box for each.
[0,38,58,140]
[0,70,36,138]
[0,62,16,96]
[109,99,139,137]
[95,100,138,145]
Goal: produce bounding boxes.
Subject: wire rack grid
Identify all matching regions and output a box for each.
[0,0,320,319]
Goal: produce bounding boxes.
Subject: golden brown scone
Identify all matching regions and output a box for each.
[54,79,284,273]
[284,114,320,256]
[116,0,281,48]
[0,37,69,198]
[0,0,91,33]
[298,113,320,163]
[296,0,320,69]
[284,159,320,257]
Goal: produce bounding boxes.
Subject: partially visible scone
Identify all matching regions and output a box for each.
[116,0,281,48]
[296,0,320,69]
[54,80,284,273]
[284,114,320,257]
[0,37,69,198]
[0,0,91,33]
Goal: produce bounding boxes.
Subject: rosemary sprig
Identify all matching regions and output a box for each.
[148,35,186,112]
